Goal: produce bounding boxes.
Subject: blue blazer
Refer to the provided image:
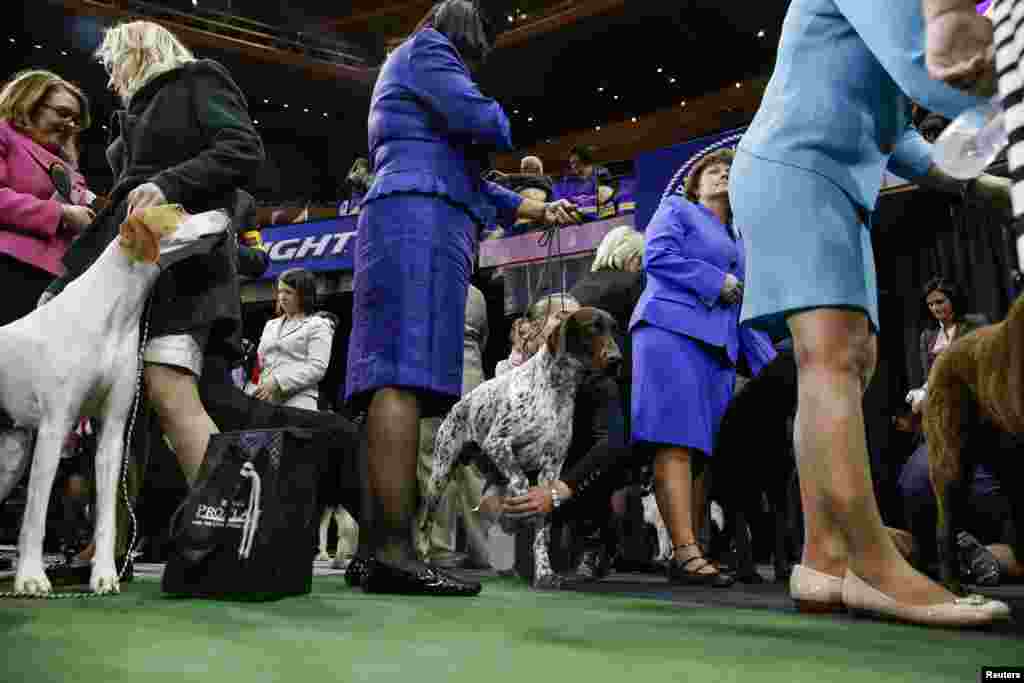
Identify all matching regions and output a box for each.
[363,28,522,228]
[629,196,776,374]
[739,0,980,210]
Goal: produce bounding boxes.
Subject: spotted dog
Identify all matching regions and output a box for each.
[424,308,621,589]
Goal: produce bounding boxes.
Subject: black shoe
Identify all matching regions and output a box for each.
[666,544,734,588]
[957,532,1000,587]
[0,557,12,572]
[362,559,482,596]
[344,556,370,588]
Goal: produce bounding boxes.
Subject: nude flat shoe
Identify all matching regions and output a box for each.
[790,564,844,613]
[841,570,1012,627]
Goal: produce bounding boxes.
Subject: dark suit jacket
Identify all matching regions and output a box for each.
[918,313,988,383]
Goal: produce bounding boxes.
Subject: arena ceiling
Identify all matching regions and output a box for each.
[9,0,790,198]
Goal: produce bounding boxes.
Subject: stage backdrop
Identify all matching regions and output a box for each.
[633,127,747,231]
[259,216,357,279]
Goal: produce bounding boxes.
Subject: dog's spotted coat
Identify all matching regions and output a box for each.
[424,308,620,588]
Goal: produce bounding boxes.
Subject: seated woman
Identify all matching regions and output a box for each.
[254,268,335,411]
[898,277,1020,585]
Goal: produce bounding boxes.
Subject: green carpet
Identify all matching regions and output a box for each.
[0,576,1019,683]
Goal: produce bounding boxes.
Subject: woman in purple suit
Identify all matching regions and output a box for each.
[345,0,577,596]
[630,150,776,587]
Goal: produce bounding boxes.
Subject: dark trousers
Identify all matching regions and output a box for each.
[0,254,54,327]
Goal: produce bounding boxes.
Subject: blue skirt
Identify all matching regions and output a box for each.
[729,149,879,340]
[631,323,735,457]
[345,194,474,418]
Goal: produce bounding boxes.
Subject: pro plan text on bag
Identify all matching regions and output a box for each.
[162,428,325,600]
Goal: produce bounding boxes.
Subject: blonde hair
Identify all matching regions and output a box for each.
[95,21,196,103]
[0,70,92,132]
[592,225,644,272]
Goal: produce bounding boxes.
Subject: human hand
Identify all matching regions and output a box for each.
[253,375,278,402]
[503,481,572,518]
[925,7,995,94]
[720,273,744,305]
[60,204,95,234]
[126,182,167,216]
[543,199,582,226]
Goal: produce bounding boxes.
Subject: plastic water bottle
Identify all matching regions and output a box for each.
[932,97,1008,180]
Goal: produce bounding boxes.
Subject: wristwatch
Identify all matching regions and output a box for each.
[550,485,563,509]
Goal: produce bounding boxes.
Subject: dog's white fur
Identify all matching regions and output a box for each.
[0,208,229,595]
[316,505,358,565]
[641,494,672,562]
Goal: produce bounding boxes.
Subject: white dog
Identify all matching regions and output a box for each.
[642,494,673,562]
[0,205,229,595]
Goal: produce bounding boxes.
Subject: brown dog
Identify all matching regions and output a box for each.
[924,294,1024,594]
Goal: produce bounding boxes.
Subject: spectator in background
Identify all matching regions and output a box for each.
[0,69,96,325]
[255,268,334,410]
[417,284,491,570]
[568,144,611,184]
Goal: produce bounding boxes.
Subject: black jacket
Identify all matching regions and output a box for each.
[49,60,265,360]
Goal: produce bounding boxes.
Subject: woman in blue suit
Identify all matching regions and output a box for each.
[630,149,776,587]
[345,0,577,596]
[729,0,1011,625]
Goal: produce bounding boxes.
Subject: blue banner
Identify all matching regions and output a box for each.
[633,127,747,231]
[259,215,357,279]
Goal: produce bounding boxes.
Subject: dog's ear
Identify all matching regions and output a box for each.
[118,205,185,263]
[551,311,589,359]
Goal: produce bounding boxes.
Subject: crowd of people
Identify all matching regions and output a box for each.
[0,0,1021,629]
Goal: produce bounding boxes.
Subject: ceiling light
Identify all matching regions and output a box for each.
[192,0,198,6]
[631,117,637,123]
[681,101,687,107]
[253,119,259,125]
[283,104,289,108]
[61,50,68,56]
[264,98,269,104]
[613,94,619,100]
[669,77,676,84]
[303,107,309,112]
[8,38,14,44]
[34,44,42,49]
[735,82,741,88]
[513,109,519,114]
[507,15,514,22]
[527,116,533,122]
[521,14,528,19]
[323,112,328,117]
[598,86,604,93]
[595,126,601,131]
[657,67,663,73]
[757,29,765,38]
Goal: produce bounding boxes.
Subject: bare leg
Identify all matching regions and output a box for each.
[692,466,708,549]
[654,446,715,575]
[145,364,218,487]
[789,309,953,605]
[316,508,333,560]
[366,387,421,568]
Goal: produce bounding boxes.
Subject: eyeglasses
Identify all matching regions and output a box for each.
[39,104,82,127]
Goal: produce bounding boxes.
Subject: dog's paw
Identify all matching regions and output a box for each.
[314,552,332,562]
[531,573,565,591]
[90,566,120,595]
[15,566,52,596]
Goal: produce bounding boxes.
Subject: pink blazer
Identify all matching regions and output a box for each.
[0,121,91,275]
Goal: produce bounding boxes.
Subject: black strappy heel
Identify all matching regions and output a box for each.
[666,544,734,588]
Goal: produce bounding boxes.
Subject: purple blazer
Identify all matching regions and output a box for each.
[0,121,90,275]
[630,195,776,374]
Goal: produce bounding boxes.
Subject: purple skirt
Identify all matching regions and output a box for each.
[345,194,474,418]
[631,323,735,457]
